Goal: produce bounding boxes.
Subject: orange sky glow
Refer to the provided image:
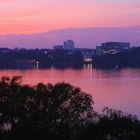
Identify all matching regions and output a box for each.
[0,0,140,34]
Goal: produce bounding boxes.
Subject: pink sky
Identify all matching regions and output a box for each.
[0,0,140,34]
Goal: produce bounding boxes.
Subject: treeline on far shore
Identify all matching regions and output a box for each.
[0,47,139,69]
[0,76,140,140]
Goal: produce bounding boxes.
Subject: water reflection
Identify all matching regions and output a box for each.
[83,64,93,71]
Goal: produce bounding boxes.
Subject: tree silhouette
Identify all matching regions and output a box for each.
[0,76,140,140]
[97,107,140,140]
[0,76,95,140]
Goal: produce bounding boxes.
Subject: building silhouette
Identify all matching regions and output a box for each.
[53,45,64,50]
[96,42,130,55]
[64,40,75,50]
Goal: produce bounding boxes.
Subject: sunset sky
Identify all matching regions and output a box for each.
[1,0,140,34]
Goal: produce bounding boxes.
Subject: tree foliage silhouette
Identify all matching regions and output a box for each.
[0,76,139,140]
[0,76,95,140]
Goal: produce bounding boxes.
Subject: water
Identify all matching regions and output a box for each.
[0,65,140,118]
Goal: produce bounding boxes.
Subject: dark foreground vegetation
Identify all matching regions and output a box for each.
[0,76,140,140]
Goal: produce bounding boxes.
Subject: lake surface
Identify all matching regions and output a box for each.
[0,65,140,118]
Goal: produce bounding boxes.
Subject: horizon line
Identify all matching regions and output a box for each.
[1,26,140,36]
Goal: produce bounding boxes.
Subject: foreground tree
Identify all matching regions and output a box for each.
[98,107,140,140]
[0,76,140,140]
[0,76,95,140]
[79,107,140,140]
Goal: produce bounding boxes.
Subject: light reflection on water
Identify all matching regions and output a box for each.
[0,65,140,118]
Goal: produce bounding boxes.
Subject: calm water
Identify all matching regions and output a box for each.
[0,65,140,118]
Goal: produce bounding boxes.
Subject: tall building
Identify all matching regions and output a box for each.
[64,40,75,50]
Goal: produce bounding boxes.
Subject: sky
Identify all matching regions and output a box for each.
[0,0,140,34]
[0,0,140,48]
[0,27,140,48]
